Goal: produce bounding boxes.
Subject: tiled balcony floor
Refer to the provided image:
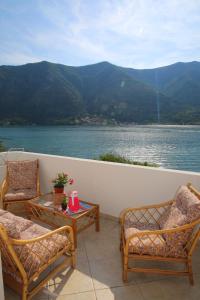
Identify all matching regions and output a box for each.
[5,217,200,300]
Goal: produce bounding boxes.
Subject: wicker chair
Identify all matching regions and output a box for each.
[0,209,75,300]
[0,159,40,212]
[120,183,200,284]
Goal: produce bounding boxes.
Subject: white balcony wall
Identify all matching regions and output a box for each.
[0,151,200,217]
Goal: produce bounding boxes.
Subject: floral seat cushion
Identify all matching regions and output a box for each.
[4,188,37,201]
[18,224,69,278]
[125,221,159,232]
[125,222,167,256]
[0,209,69,279]
[125,220,188,258]
[125,184,200,258]
[7,160,38,190]
[0,210,7,217]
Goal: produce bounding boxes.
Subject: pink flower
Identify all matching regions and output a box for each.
[69,179,74,185]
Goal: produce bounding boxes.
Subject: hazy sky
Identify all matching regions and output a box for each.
[1,0,200,68]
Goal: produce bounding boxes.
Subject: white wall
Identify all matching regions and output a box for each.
[1,151,200,217]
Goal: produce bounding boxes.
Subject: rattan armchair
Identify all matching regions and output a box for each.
[0,223,75,300]
[120,183,200,284]
[0,159,40,212]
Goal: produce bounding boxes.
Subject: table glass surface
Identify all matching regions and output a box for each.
[30,193,94,218]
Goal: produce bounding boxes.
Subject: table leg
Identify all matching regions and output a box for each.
[72,221,77,248]
[95,205,100,232]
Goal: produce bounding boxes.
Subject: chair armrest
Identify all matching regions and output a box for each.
[11,225,74,249]
[120,199,173,226]
[126,223,192,242]
[124,219,200,255]
[0,178,8,204]
[8,225,75,282]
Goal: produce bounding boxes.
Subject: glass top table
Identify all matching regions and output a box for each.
[27,193,100,247]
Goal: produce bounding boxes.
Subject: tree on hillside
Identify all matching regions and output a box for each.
[0,141,6,152]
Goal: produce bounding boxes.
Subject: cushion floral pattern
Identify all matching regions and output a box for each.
[0,217,20,238]
[174,185,200,223]
[125,223,167,256]
[125,220,187,258]
[16,224,68,278]
[187,203,200,223]
[160,206,187,230]
[158,206,171,229]
[159,205,190,251]
[125,221,159,232]
[0,209,7,217]
[2,211,32,232]
[4,188,37,201]
[125,185,200,258]
[7,160,38,190]
[20,224,49,240]
[0,209,69,279]
[158,186,200,249]
[174,185,200,213]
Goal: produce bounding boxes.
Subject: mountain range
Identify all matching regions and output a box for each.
[0,60,200,125]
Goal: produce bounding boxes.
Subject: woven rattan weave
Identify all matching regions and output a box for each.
[120,183,200,284]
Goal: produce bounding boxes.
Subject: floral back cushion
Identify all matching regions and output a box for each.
[174,185,200,222]
[7,160,38,190]
[159,206,187,230]
[160,185,200,249]
[0,217,20,239]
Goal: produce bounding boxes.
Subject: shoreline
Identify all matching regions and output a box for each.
[0,123,200,128]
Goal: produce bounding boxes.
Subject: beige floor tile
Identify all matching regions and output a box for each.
[4,287,49,300]
[76,237,88,261]
[192,245,200,275]
[96,285,144,300]
[84,233,120,262]
[4,288,20,300]
[127,272,170,284]
[127,260,185,284]
[81,217,119,240]
[85,243,121,262]
[47,259,94,296]
[89,257,135,289]
[85,227,120,245]
[54,291,96,300]
[98,218,119,232]
[138,275,200,300]
[32,288,52,299]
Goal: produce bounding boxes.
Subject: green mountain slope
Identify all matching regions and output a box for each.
[122,61,200,124]
[74,62,171,123]
[0,60,199,125]
[0,61,85,124]
[123,61,200,90]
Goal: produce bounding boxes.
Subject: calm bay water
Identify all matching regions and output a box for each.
[0,125,200,172]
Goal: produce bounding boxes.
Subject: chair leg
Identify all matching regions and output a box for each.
[3,202,8,210]
[123,253,128,283]
[22,285,28,300]
[71,250,76,268]
[120,238,122,252]
[187,259,194,285]
[120,230,124,252]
